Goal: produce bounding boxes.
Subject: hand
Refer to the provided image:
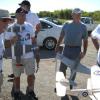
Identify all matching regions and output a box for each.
[11,36,18,44]
[34,48,40,64]
[55,45,59,53]
[35,54,40,64]
[79,52,86,59]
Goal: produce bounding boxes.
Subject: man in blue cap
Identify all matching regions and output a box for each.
[55,8,88,89]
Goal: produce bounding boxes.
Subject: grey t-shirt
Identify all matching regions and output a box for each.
[62,21,88,46]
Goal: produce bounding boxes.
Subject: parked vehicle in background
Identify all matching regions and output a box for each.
[42,17,63,25]
[10,16,62,50]
[66,17,98,35]
[37,18,62,50]
[80,17,98,35]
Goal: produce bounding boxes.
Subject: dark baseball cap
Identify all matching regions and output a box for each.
[15,7,28,14]
[19,0,31,6]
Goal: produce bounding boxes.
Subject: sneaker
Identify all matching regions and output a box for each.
[27,91,38,100]
[13,91,21,100]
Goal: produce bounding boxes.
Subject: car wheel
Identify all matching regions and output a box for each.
[44,37,57,50]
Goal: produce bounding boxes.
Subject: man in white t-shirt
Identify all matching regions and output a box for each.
[5,8,38,100]
[19,0,41,67]
[0,9,12,92]
[19,0,41,33]
[91,24,100,65]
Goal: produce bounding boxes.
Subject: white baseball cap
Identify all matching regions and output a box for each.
[72,8,82,14]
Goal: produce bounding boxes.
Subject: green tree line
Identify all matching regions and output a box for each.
[10,9,100,21]
[38,9,100,21]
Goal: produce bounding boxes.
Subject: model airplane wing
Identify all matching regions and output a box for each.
[71,88,100,92]
[56,53,90,74]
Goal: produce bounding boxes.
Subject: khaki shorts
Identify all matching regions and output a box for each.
[12,58,35,77]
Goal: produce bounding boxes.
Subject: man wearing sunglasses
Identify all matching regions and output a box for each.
[5,7,37,100]
[19,0,41,71]
[9,1,41,94]
[0,9,12,92]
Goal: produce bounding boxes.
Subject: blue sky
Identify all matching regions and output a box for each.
[0,0,100,13]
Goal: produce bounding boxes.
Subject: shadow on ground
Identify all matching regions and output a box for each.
[11,93,38,100]
[61,94,79,100]
[40,47,56,59]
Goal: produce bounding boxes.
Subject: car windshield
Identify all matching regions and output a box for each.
[43,17,62,25]
[81,18,91,24]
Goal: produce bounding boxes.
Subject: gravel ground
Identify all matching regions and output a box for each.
[0,37,97,100]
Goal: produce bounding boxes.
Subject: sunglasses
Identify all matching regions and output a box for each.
[17,10,28,14]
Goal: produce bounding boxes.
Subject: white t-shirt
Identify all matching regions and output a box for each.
[26,10,40,31]
[5,22,35,59]
[0,33,4,71]
[91,24,100,64]
[91,24,100,40]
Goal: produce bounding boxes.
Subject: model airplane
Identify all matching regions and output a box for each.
[55,53,100,100]
[70,65,100,100]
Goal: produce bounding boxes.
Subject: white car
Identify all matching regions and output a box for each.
[37,18,62,50]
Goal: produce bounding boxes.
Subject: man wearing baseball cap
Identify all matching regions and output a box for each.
[19,0,41,98]
[19,0,41,68]
[72,8,82,14]
[5,7,37,100]
[0,9,12,92]
[19,0,41,34]
[55,8,88,89]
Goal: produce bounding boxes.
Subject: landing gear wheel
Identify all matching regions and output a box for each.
[82,91,88,97]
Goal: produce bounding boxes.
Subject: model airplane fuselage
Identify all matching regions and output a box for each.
[55,53,100,100]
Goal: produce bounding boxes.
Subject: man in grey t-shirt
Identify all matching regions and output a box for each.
[55,8,88,89]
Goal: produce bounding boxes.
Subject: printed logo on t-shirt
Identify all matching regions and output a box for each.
[19,32,31,44]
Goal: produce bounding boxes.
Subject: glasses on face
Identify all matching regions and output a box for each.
[17,13,26,16]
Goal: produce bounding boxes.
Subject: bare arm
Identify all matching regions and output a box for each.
[91,38,99,51]
[31,37,36,44]
[36,23,41,33]
[55,32,64,52]
[83,38,88,55]
[57,32,64,46]
[10,36,18,44]
[4,36,18,48]
[80,38,88,59]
